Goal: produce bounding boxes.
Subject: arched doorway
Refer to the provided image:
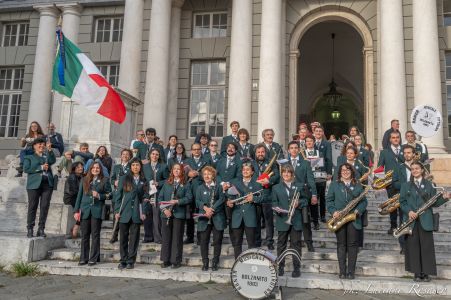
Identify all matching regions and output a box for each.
[288,8,374,145]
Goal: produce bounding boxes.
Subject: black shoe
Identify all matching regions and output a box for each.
[36,228,46,238]
[387,228,394,235]
[118,263,126,270]
[414,274,422,282]
[78,261,88,266]
[212,261,219,271]
[307,243,315,252]
[126,263,134,269]
[201,261,209,271]
[346,273,355,280]
[320,217,326,223]
[87,261,96,266]
[313,223,320,230]
[292,268,301,278]
[339,274,346,279]
[278,267,284,276]
[171,263,181,269]
[15,172,23,177]
[27,229,33,238]
[183,238,194,244]
[422,275,431,282]
[109,235,118,244]
[400,248,405,255]
[267,244,275,250]
[142,238,154,243]
[161,262,171,268]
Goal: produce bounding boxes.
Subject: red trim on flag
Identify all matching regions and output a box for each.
[89,74,126,124]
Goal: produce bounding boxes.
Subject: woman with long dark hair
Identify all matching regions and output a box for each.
[64,161,84,238]
[157,163,192,269]
[74,162,112,266]
[17,121,45,177]
[400,161,450,282]
[114,158,149,269]
[84,146,113,176]
[326,163,367,280]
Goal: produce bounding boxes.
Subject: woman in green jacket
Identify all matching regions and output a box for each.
[157,163,192,269]
[196,166,226,271]
[326,163,367,280]
[74,162,112,266]
[114,158,149,270]
[399,161,450,282]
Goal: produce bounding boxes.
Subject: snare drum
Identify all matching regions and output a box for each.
[230,248,278,300]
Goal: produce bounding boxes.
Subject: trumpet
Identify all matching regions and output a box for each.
[228,189,264,205]
[378,193,400,215]
[372,170,394,190]
[285,187,300,225]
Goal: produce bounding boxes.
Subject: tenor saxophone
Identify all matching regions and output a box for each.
[327,186,370,232]
[372,170,394,190]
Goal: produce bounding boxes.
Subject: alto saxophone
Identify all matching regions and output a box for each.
[285,187,300,225]
[327,185,370,232]
[393,187,449,238]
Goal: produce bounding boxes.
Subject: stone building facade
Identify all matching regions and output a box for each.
[0,0,449,158]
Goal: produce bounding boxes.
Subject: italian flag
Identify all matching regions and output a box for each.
[52,30,126,123]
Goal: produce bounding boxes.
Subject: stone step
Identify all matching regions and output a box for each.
[37,260,451,295]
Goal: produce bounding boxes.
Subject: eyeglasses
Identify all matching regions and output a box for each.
[192,148,201,151]
[210,144,218,147]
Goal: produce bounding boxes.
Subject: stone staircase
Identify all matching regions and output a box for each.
[40,191,451,285]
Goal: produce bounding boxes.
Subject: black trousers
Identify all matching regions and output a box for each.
[405,222,437,276]
[255,204,263,247]
[185,204,195,240]
[231,221,256,259]
[152,203,162,243]
[335,222,360,275]
[161,217,185,264]
[119,220,141,264]
[199,224,224,263]
[263,203,274,245]
[143,206,154,241]
[302,221,313,245]
[80,214,102,263]
[26,177,53,230]
[311,182,326,222]
[277,228,302,269]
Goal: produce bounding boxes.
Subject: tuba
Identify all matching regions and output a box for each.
[327,186,370,232]
[372,170,394,190]
[378,193,400,215]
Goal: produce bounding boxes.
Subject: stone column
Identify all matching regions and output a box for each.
[258,0,283,142]
[143,0,172,139]
[227,0,253,133]
[53,3,82,131]
[28,5,59,128]
[288,50,299,136]
[363,47,375,147]
[118,0,144,99]
[412,0,445,152]
[379,0,407,146]
[166,0,184,137]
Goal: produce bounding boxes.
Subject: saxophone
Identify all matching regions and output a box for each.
[285,187,300,225]
[358,159,373,183]
[378,193,400,215]
[372,170,394,190]
[393,187,449,238]
[327,185,370,232]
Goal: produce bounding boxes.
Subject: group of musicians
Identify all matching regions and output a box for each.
[23,119,449,282]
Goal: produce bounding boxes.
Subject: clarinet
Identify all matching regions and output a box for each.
[207,183,216,225]
[165,183,177,225]
[150,163,157,205]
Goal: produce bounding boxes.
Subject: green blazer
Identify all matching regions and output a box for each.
[392,163,411,191]
[167,156,186,171]
[114,176,150,224]
[185,156,209,195]
[228,178,264,228]
[326,181,368,230]
[203,152,221,168]
[399,179,448,231]
[110,163,131,188]
[143,162,169,188]
[195,183,226,232]
[74,177,112,220]
[288,155,317,196]
[133,141,165,162]
[377,147,404,172]
[237,142,255,160]
[263,142,284,160]
[157,181,192,219]
[23,151,56,189]
[272,182,308,232]
[357,146,371,167]
[314,140,333,175]
[216,155,242,184]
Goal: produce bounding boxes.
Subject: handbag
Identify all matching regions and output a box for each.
[52,174,59,191]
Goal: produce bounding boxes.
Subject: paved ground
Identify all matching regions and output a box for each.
[0,273,450,300]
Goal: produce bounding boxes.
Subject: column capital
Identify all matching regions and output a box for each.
[56,3,83,16]
[33,4,59,17]
[289,50,300,58]
[172,0,185,8]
